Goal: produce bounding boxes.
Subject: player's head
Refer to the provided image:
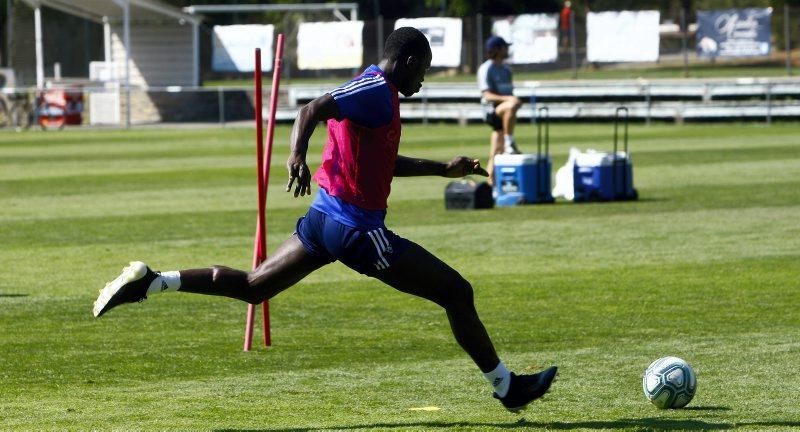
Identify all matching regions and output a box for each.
[383,27,432,97]
[486,36,510,61]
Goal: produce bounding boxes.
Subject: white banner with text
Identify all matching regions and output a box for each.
[212,25,274,72]
[395,18,463,67]
[492,14,559,64]
[297,21,364,70]
[587,11,660,62]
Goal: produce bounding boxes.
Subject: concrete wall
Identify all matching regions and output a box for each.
[110,23,195,88]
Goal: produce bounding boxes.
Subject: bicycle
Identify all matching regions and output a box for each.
[0,89,34,131]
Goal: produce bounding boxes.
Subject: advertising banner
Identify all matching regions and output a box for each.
[492,14,559,64]
[395,18,463,67]
[696,8,772,57]
[297,21,364,70]
[587,11,660,62]
[212,25,274,72]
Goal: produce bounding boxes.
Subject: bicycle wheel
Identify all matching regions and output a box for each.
[10,103,32,130]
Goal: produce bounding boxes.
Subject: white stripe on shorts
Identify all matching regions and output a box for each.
[377,228,392,252]
[367,230,390,268]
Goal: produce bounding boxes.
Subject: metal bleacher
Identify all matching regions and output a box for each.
[283,77,800,123]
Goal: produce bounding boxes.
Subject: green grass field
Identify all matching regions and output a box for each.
[1,122,799,431]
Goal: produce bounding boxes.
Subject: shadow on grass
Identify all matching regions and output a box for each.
[682,406,732,411]
[218,417,800,431]
[0,293,28,298]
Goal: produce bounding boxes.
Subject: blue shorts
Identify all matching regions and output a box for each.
[295,208,411,276]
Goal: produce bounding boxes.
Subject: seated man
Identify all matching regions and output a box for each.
[477,36,522,185]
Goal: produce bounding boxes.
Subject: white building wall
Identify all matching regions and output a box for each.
[110,23,194,87]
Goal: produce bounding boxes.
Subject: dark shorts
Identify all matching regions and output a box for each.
[485,111,503,131]
[295,207,411,276]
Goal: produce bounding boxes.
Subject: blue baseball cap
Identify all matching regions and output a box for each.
[485,36,511,51]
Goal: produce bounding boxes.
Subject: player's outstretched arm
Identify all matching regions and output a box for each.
[394,155,489,178]
[287,94,341,197]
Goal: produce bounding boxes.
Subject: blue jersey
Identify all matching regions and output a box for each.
[329,64,394,128]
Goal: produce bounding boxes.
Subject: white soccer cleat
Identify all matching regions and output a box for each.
[93,261,157,317]
[503,141,521,155]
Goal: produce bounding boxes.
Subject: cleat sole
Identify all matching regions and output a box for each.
[92,262,148,317]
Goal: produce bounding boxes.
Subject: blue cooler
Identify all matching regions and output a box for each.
[494,154,553,206]
[572,151,636,201]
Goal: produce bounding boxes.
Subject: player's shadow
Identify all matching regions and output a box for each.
[0,293,28,298]
[219,416,800,431]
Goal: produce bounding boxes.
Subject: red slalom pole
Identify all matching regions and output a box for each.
[244,47,266,352]
[244,36,285,351]
[260,33,285,348]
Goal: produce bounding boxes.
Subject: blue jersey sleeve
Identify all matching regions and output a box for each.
[329,74,393,128]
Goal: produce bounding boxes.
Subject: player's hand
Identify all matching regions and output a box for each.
[444,156,488,178]
[286,152,312,197]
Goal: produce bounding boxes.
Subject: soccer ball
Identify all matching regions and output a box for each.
[642,356,697,409]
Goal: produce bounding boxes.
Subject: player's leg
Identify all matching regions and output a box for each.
[486,129,503,186]
[178,234,326,304]
[494,97,522,154]
[374,241,497,370]
[495,97,522,136]
[371,239,557,411]
[93,234,328,317]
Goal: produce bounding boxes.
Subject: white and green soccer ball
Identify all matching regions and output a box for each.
[642,356,697,409]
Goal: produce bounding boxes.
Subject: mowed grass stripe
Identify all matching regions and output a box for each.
[4,157,798,222]
[1,256,798,429]
[3,173,799,247]
[2,123,798,176]
[2,256,798,378]
[3,204,797,288]
[5,143,798,203]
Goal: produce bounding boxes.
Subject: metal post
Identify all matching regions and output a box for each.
[218,87,225,127]
[681,7,689,78]
[785,4,792,76]
[570,9,577,80]
[103,17,111,62]
[34,6,44,89]
[422,88,428,125]
[192,22,200,86]
[766,82,772,125]
[476,13,483,72]
[116,0,131,129]
[376,15,384,62]
[6,0,13,68]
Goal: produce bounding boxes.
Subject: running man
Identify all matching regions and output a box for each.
[93,27,556,412]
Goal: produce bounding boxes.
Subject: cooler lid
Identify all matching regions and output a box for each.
[493,153,546,166]
[574,151,630,167]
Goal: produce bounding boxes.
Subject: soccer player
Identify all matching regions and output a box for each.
[477,35,523,186]
[93,27,556,412]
